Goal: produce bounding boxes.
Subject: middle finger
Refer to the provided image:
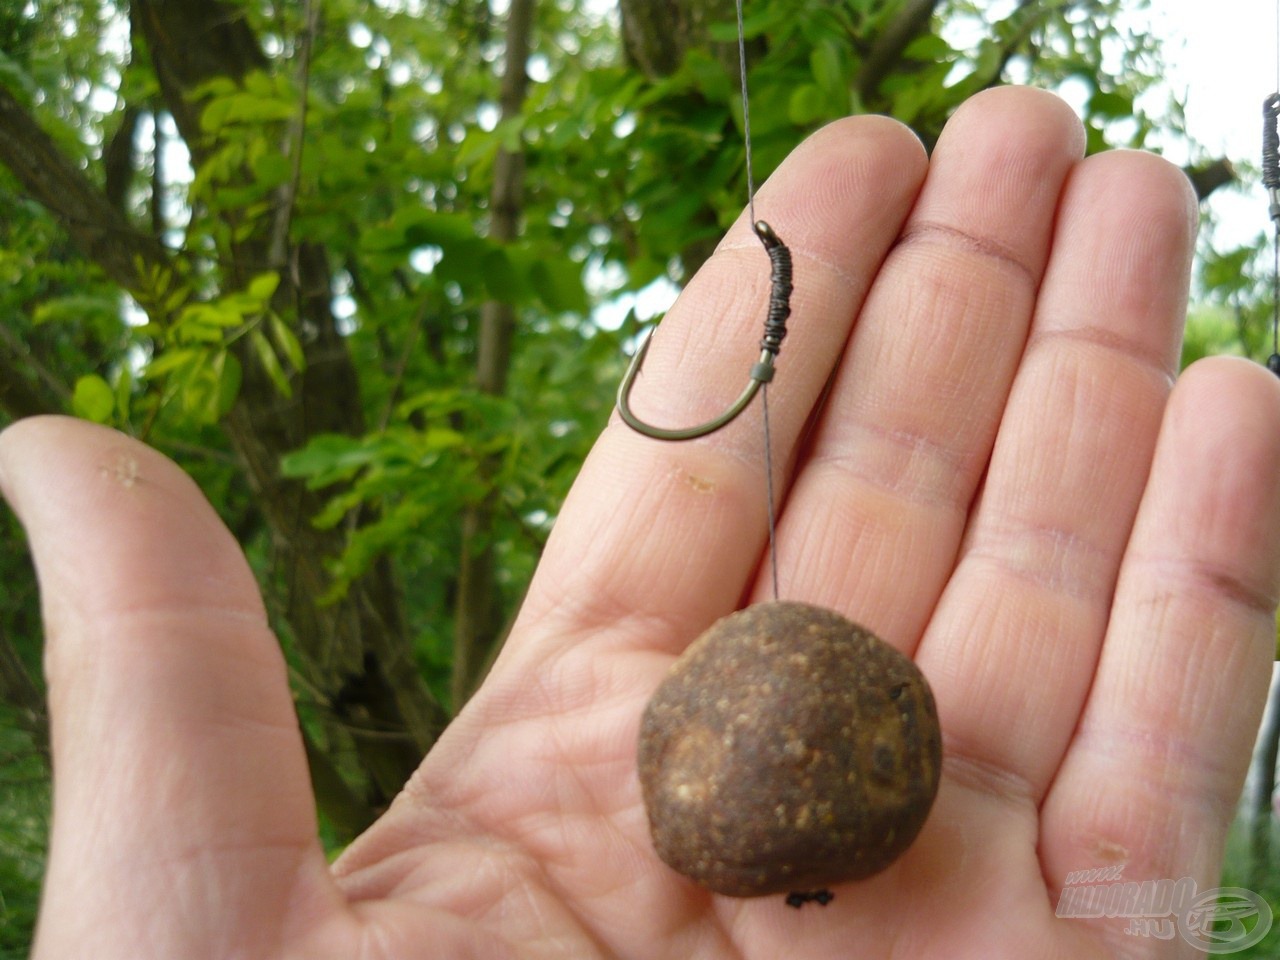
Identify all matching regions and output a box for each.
[770,87,1085,650]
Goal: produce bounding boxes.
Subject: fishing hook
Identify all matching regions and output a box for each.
[616,220,793,441]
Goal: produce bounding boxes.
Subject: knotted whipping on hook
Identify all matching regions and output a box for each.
[1263,95,1280,377]
[616,220,794,441]
[1264,94,1280,222]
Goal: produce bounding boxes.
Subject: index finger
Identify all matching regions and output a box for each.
[508,115,928,660]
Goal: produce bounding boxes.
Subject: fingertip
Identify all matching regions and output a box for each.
[1174,352,1280,491]
[740,111,928,252]
[1150,355,1280,608]
[0,415,264,624]
[909,85,1088,279]
[522,116,936,662]
[812,109,929,178]
[1163,356,1280,499]
[1176,354,1280,425]
[0,414,75,511]
[947,85,1087,158]
[805,111,928,168]
[1,415,177,517]
[1113,149,1199,233]
[1064,148,1199,257]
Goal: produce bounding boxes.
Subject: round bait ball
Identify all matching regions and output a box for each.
[637,601,941,897]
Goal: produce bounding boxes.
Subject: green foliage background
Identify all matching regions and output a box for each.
[0,0,1277,956]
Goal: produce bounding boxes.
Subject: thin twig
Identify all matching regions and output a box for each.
[376,301,427,432]
[267,0,318,276]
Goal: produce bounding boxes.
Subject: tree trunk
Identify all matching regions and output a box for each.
[619,0,740,78]
[452,0,536,709]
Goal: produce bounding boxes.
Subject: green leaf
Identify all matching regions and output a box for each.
[200,90,297,133]
[72,374,114,423]
[707,4,787,41]
[0,51,38,103]
[179,302,243,330]
[1201,245,1255,297]
[1087,89,1134,121]
[247,271,281,303]
[32,293,120,330]
[281,434,380,485]
[394,209,479,247]
[627,258,668,290]
[268,314,306,372]
[1084,120,1108,155]
[788,84,827,125]
[162,287,191,314]
[810,42,844,99]
[482,248,527,304]
[146,348,199,378]
[310,487,365,529]
[529,258,588,314]
[114,366,132,422]
[495,115,525,153]
[215,351,242,417]
[423,427,465,450]
[250,328,292,398]
[191,76,238,101]
[251,151,291,187]
[683,50,732,103]
[902,34,953,63]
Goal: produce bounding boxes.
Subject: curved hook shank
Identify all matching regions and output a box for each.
[616,332,775,441]
[616,220,791,442]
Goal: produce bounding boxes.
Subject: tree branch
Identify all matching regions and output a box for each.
[1186,158,1236,202]
[102,105,141,212]
[268,0,319,273]
[0,629,48,761]
[0,325,69,420]
[854,0,941,103]
[151,110,168,238]
[0,85,171,290]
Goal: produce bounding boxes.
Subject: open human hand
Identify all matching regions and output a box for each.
[8,86,1280,959]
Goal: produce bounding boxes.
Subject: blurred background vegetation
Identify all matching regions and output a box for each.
[0,0,1276,955]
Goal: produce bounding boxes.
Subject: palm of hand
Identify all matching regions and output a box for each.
[9,88,1280,960]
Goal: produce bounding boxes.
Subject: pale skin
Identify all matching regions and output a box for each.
[6,86,1280,960]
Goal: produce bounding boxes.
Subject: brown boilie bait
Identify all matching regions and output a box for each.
[637,601,941,898]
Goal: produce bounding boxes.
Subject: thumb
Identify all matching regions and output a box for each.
[0,417,336,958]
